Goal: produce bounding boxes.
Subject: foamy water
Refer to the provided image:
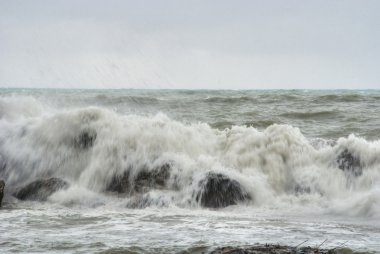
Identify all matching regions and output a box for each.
[0,89,379,253]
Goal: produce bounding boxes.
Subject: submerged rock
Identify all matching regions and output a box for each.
[0,180,4,207]
[294,184,311,195]
[210,244,337,254]
[134,163,171,192]
[74,129,97,149]
[13,177,69,201]
[106,171,130,193]
[106,163,171,194]
[337,149,362,176]
[195,172,251,208]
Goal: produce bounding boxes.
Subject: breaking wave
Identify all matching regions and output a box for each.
[1,96,380,218]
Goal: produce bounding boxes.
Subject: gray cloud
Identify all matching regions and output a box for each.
[1,0,379,89]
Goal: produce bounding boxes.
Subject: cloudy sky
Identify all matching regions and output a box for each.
[0,0,379,89]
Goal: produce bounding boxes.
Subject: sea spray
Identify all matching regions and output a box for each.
[0,101,379,217]
[1,90,380,253]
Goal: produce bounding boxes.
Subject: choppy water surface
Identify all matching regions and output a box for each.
[0,89,379,253]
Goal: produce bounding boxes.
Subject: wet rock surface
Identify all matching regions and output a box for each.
[337,149,362,176]
[210,244,337,254]
[13,177,69,201]
[0,180,4,207]
[106,171,130,193]
[195,172,251,208]
[74,129,97,149]
[134,163,171,192]
[294,184,311,195]
[106,163,171,194]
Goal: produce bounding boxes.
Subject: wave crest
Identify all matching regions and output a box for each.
[0,106,379,218]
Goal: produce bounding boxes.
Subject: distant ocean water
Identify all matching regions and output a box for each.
[0,89,380,253]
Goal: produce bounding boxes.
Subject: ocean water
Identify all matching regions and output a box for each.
[0,89,380,253]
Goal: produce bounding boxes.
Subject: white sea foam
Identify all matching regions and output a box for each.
[1,95,379,219]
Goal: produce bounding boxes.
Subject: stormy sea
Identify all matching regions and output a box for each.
[0,89,379,253]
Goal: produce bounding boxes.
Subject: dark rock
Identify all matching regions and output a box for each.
[0,180,4,207]
[337,149,362,176]
[106,163,171,194]
[210,244,337,254]
[134,163,171,192]
[294,184,311,194]
[195,172,251,208]
[74,129,97,149]
[13,177,69,201]
[106,171,130,193]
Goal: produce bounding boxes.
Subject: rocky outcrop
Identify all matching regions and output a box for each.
[337,149,362,176]
[106,171,130,193]
[294,184,311,195]
[0,180,4,207]
[74,129,97,149]
[106,163,171,194]
[134,163,170,192]
[195,172,251,208]
[13,177,69,201]
[210,244,337,254]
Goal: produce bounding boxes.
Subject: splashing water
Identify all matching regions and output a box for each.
[0,89,379,253]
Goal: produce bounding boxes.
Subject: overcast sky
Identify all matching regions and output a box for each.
[0,0,379,89]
